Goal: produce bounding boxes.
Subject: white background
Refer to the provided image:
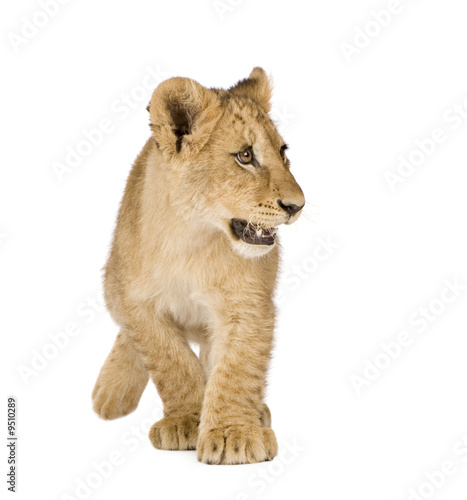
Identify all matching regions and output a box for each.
[2,0,467,499]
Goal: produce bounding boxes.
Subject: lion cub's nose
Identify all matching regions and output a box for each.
[277,199,304,217]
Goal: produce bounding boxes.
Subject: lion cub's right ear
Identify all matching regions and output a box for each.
[148,77,222,161]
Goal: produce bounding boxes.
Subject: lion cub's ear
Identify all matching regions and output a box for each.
[148,77,222,160]
[229,67,272,113]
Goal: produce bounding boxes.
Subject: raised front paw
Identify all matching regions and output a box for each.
[149,415,200,450]
[92,373,147,420]
[197,425,278,465]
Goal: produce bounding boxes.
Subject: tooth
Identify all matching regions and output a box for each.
[256,228,263,237]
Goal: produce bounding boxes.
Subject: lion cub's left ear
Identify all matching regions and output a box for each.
[148,77,222,161]
[229,67,272,113]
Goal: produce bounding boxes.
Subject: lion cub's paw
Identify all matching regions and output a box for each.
[197,425,278,465]
[260,403,272,427]
[149,415,200,450]
[92,375,146,420]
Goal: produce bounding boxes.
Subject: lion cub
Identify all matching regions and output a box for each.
[92,68,305,464]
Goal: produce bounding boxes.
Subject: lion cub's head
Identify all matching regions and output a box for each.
[148,68,305,258]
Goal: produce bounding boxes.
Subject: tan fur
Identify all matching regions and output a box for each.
[92,68,305,464]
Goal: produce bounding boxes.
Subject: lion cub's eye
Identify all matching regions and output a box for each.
[236,148,254,165]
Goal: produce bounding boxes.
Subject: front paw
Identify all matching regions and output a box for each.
[149,415,200,450]
[92,376,145,420]
[197,425,278,465]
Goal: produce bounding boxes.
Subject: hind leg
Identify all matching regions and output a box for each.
[92,330,149,420]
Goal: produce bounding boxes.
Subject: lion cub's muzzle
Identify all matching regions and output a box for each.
[277,199,304,218]
[230,219,278,246]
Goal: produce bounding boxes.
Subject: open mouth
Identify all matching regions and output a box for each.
[230,219,278,246]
